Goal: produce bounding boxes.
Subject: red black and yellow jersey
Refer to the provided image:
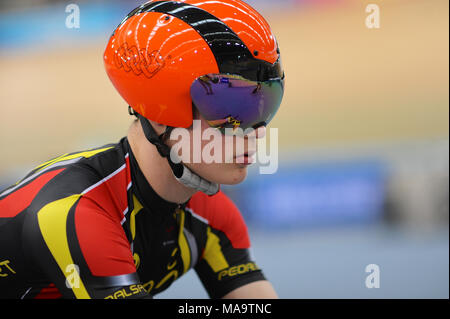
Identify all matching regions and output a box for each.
[0,138,265,299]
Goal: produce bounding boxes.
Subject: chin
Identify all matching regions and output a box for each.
[216,165,248,185]
[186,163,248,186]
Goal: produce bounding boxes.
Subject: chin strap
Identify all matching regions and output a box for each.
[136,111,220,196]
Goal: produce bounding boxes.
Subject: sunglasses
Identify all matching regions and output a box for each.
[190,73,285,135]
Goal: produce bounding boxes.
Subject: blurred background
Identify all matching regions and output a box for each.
[0,0,448,298]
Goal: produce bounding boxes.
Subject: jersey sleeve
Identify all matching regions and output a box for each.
[23,194,150,299]
[189,191,266,299]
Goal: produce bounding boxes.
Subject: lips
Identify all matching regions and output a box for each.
[243,150,257,158]
[235,150,256,158]
[234,150,256,165]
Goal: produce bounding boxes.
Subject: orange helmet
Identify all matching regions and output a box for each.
[104,0,284,129]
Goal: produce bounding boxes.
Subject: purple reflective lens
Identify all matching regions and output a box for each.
[190,74,284,132]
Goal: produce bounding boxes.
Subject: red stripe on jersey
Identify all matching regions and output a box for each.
[187,191,250,249]
[74,161,134,277]
[34,283,62,299]
[74,195,136,277]
[0,169,65,218]
[82,164,129,223]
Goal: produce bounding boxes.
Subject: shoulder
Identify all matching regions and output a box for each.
[30,143,130,223]
[1,141,129,220]
[186,190,250,249]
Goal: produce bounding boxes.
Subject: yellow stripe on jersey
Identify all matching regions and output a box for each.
[203,226,229,272]
[130,195,144,241]
[177,209,191,274]
[32,153,69,172]
[34,146,114,173]
[37,194,91,299]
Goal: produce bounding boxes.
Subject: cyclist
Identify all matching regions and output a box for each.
[0,0,284,299]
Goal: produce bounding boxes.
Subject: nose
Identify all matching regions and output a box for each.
[255,126,266,139]
[241,125,266,140]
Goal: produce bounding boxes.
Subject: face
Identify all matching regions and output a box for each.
[166,113,266,186]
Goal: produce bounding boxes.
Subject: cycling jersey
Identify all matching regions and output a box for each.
[0,137,265,299]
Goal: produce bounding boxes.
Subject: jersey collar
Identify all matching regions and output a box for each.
[124,138,180,215]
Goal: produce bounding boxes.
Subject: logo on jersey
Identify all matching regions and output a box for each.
[0,260,16,278]
[218,262,259,281]
[104,284,147,299]
[133,253,140,270]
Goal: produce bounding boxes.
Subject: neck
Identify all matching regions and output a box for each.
[127,121,197,204]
